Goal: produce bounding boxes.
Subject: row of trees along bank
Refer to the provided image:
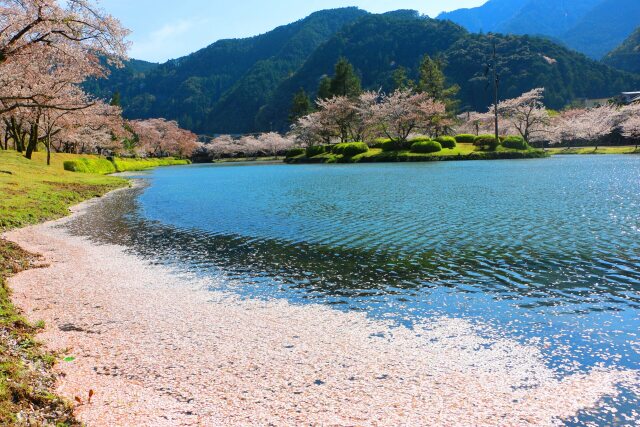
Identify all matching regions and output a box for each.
[0,0,200,165]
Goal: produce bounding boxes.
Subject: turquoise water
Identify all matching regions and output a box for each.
[66,155,640,424]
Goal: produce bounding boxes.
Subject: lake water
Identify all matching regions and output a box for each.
[65,155,640,425]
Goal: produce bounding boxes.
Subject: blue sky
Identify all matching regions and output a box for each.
[99,1,486,63]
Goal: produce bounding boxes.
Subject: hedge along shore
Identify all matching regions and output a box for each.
[3,186,639,425]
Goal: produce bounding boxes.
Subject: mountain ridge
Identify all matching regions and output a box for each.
[87,8,640,135]
[603,27,640,74]
[437,0,640,59]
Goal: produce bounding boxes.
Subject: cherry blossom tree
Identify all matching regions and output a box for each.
[621,105,640,149]
[0,0,128,115]
[258,132,294,158]
[572,105,619,150]
[315,96,357,143]
[497,88,550,144]
[235,135,260,157]
[547,109,583,148]
[351,91,379,143]
[0,0,129,162]
[371,90,446,143]
[291,111,334,147]
[129,119,198,158]
[206,135,236,159]
[455,111,494,136]
[0,0,128,67]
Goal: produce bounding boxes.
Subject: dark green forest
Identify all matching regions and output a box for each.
[604,27,640,74]
[86,7,367,134]
[87,8,640,135]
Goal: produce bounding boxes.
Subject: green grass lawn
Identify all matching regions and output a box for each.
[0,151,128,229]
[0,150,130,425]
[547,146,640,155]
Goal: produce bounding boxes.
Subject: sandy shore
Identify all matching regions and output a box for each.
[3,194,638,426]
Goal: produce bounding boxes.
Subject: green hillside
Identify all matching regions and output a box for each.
[258,13,640,131]
[88,9,640,135]
[603,27,640,74]
[86,7,367,133]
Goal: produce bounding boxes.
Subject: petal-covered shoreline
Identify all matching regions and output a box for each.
[3,196,638,426]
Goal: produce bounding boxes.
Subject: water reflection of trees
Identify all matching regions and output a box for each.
[65,187,640,313]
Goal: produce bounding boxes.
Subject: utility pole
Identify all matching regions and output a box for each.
[491,40,500,142]
[485,37,500,142]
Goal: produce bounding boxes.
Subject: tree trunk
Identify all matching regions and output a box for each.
[46,136,51,166]
[25,123,38,159]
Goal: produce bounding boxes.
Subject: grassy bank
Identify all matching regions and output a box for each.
[0,150,131,425]
[547,146,640,155]
[0,151,127,229]
[213,156,281,163]
[64,156,191,174]
[112,157,191,172]
[287,143,548,164]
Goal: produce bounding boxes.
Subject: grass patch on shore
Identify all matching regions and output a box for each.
[0,240,79,426]
[112,157,191,172]
[287,143,548,164]
[547,146,640,155]
[0,151,128,229]
[214,156,281,163]
[62,156,190,174]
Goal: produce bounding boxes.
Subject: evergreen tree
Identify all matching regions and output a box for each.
[317,76,332,100]
[329,57,362,98]
[289,88,313,123]
[392,66,414,90]
[417,55,459,111]
[110,91,121,107]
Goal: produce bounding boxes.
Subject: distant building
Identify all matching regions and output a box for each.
[621,91,640,104]
[580,98,611,108]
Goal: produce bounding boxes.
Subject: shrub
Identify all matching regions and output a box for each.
[63,158,116,174]
[411,140,442,153]
[474,134,500,151]
[112,157,190,172]
[381,139,404,152]
[455,134,476,144]
[332,142,369,157]
[502,136,529,150]
[435,136,457,149]
[408,136,432,144]
[305,146,326,157]
[285,148,305,158]
[371,137,391,148]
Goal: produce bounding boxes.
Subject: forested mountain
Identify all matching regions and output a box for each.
[437,0,640,59]
[436,0,529,34]
[257,13,639,131]
[86,7,367,133]
[255,12,467,131]
[89,8,640,135]
[604,27,640,74]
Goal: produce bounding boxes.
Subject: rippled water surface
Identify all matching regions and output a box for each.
[66,156,640,424]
